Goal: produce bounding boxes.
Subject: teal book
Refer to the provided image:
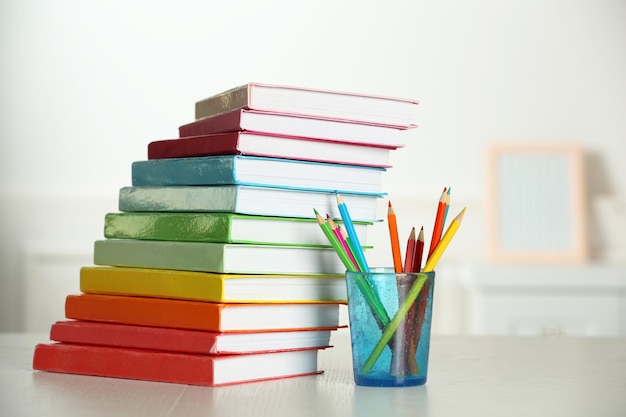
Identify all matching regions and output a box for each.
[104,212,370,247]
[117,185,382,222]
[93,239,349,275]
[130,155,385,195]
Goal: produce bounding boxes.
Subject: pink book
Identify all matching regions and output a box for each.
[180,108,407,148]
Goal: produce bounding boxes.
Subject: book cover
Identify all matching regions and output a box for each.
[131,155,386,195]
[117,185,381,222]
[178,109,405,147]
[93,239,350,275]
[104,212,370,247]
[79,266,347,303]
[64,294,341,332]
[33,343,323,386]
[194,82,419,128]
[49,320,334,354]
[148,131,394,168]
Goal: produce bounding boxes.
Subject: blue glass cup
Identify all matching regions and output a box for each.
[345,268,435,387]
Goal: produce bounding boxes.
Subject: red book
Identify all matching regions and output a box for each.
[148,131,394,167]
[33,343,324,386]
[49,320,334,354]
[64,294,341,332]
[178,108,406,148]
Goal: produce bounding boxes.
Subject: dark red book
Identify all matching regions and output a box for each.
[148,131,393,167]
[33,342,324,386]
[178,108,405,148]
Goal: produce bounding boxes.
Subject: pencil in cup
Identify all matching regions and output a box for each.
[346,269,435,387]
[314,209,392,335]
[361,207,466,378]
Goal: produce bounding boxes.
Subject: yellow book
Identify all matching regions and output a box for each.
[79,266,346,303]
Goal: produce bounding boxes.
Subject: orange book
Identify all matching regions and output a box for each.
[65,294,341,332]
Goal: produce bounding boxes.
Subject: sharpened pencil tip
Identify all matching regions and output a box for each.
[336,194,344,205]
[455,207,467,222]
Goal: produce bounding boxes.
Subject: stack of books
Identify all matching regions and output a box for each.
[33,82,419,386]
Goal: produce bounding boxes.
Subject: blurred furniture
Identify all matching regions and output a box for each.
[462,263,626,336]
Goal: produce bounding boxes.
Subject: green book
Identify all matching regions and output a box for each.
[93,239,348,275]
[104,212,370,247]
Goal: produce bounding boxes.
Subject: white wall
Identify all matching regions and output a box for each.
[1,0,625,332]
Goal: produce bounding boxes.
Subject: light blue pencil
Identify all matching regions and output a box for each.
[336,194,370,272]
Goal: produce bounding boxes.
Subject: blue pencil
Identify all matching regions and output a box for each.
[336,194,370,272]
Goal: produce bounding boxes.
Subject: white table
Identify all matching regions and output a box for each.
[2,330,625,416]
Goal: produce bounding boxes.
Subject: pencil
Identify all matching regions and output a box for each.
[314,209,356,272]
[327,215,359,271]
[361,274,429,374]
[387,201,403,273]
[403,227,416,273]
[427,187,450,260]
[413,226,425,272]
[443,186,451,226]
[336,194,370,272]
[423,207,466,273]
[340,226,366,272]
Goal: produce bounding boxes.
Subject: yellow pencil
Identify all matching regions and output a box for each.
[422,207,466,273]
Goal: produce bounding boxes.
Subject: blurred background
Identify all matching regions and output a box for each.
[1,0,625,335]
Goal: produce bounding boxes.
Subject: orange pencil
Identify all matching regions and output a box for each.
[387,201,403,273]
[427,187,449,260]
[403,227,416,273]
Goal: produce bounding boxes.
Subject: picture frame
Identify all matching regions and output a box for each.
[486,143,588,263]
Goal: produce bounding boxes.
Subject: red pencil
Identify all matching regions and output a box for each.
[403,227,416,273]
[413,226,425,272]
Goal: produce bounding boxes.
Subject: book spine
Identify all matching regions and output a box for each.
[131,156,237,187]
[34,343,217,385]
[178,110,243,137]
[117,186,238,213]
[64,294,224,331]
[195,84,249,120]
[93,240,226,272]
[103,212,233,242]
[79,266,226,302]
[148,134,242,160]
[49,321,219,354]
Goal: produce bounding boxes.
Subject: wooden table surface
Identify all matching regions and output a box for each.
[2,330,626,416]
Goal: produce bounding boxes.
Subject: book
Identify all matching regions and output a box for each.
[194,82,419,128]
[148,131,395,168]
[118,185,381,222]
[79,266,347,303]
[49,320,334,354]
[178,109,406,147]
[131,155,386,195]
[64,294,342,332]
[93,239,351,275]
[33,343,324,386]
[103,212,370,247]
